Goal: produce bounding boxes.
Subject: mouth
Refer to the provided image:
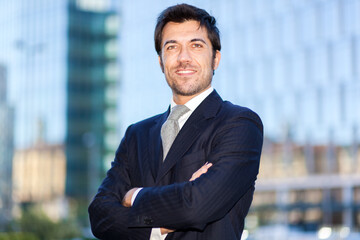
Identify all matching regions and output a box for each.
[175,69,197,76]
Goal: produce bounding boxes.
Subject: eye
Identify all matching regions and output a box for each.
[166,45,177,50]
[192,43,203,48]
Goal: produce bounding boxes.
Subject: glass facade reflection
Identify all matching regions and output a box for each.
[0,0,119,229]
[65,0,119,206]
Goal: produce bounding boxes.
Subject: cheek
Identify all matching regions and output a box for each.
[196,53,212,66]
[161,56,169,67]
[163,57,177,71]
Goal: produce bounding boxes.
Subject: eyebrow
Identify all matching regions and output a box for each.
[190,38,207,45]
[163,38,208,48]
[163,40,177,47]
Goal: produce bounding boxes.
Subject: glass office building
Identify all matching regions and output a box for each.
[119,0,360,145]
[65,0,119,206]
[0,0,119,225]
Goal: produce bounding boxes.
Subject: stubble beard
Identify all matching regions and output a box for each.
[168,77,212,97]
[165,59,215,97]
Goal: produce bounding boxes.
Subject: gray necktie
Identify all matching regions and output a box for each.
[161,105,190,160]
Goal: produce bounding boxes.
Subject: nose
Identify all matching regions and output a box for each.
[177,46,192,63]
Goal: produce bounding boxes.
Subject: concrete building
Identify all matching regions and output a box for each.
[12,142,66,221]
[253,139,360,231]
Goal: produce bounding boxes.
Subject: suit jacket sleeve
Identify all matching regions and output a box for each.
[128,109,263,230]
[88,125,151,239]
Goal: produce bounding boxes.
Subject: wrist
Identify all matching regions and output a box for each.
[122,188,139,207]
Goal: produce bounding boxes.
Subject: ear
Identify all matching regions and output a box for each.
[158,55,164,73]
[213,50,221,70]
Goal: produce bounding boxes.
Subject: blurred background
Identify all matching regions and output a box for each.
[0,0,360,239]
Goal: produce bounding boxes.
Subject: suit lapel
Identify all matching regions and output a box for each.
[148,110,168,181]
[155,90,223,184]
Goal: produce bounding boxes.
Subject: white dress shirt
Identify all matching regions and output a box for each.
[132,87,214,240]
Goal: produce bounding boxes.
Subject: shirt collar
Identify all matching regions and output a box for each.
[170,87,214,112]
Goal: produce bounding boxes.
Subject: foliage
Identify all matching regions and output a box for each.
[0,232,38,240]
[13,205,82,240]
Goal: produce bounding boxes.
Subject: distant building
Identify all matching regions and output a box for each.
[252,138,360,230]
[0,0,119,225]
[65,0,119,207]
[0,64,15,228]
[12,142,66,221]
[223,0,360,231]
[119,0,360,146]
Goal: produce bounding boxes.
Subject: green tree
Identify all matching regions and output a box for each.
[17,206,81,240]
[0,232,38,240]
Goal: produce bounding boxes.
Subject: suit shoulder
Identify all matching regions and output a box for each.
[222,101,260,118]
[222,101,263,132]
[125,112,164,135]
[134,113,163,127]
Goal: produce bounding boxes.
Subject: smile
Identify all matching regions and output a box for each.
[176,70,196,74]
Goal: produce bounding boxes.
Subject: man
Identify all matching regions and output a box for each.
[89,4,263,240]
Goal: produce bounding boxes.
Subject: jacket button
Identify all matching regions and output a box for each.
[143,216,153,225]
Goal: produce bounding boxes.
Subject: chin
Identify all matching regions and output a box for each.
[174,88,201,97]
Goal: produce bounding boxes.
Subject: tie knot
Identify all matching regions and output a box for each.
[168,105,190,121]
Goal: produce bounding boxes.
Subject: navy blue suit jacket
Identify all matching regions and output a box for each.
[89,90,263,240]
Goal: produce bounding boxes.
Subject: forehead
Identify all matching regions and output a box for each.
[161,20,210,44]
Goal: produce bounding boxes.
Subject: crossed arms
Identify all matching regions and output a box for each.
[122,162,213,234]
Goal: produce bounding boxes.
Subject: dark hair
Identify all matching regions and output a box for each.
[154,3,221,56]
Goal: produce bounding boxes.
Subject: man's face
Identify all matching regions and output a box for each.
[159,20,221,103]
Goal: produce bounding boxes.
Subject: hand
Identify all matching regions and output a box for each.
[122,188,139,207]
[189,162,213,181]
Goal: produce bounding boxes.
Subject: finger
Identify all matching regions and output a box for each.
[190,163,213,181]
[198,163,212,173]
[204,162,212,168]
[197,162,212,174]
[160,228,175,234]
